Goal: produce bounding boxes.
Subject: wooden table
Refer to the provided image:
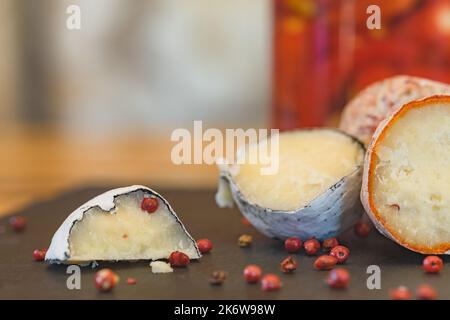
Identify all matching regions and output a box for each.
[0,127,217,216]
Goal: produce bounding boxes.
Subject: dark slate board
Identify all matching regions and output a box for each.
[0,187,447,300]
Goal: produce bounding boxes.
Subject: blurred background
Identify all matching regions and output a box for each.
[1,0,449,214]
[0,0,271,214]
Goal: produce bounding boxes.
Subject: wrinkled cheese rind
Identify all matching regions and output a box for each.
[223,166,363,241]
[340,75,450,145]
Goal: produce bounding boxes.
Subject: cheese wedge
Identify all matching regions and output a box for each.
[45,186,200,264]
[340,75,450,145]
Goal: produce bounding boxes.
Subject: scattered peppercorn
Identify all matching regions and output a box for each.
[354,221,371,238]
[261,274,281,291]
[127,277,137,285]
[242,217,251,226]
[169,251,190,267]
[141,197,159,214]
[322,238,339,251]
[280,256,297,273]
[314,255,338,270]
[210,270,228,285]
[304,238,321,255]
[238,234,253,247]
[284,237,302,253]
[327,268,350,289]
[416,284,437,300]
[330,245,350,264]
[422,255,443,274]
[197,238,213,254]
[390,286,411,300]
[33,248,47,261]
[9,216,26,232]
[94,269,119,292]
[243,264,262,283]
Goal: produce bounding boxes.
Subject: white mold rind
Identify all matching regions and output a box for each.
[45,185,201,264]
[216,130,365,241]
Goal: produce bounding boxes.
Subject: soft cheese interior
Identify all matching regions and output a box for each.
[372,103,450,249]
[68,191,198,262]
[232,130,364,211]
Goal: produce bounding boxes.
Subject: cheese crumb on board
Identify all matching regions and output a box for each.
[150,261,173,273]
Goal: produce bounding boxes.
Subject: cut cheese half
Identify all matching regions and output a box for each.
[362,96,450,254]
[45,186,201,264]
[217,129,365,240]
[233,130,364,211]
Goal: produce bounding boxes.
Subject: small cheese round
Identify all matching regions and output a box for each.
[340,76,450,146]
[216,129,365,241]
[362,95,450,254]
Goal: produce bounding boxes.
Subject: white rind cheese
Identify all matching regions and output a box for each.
[45,185,201,264]
[217,129,365,240]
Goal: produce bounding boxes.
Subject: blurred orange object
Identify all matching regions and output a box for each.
[272,0,450,129]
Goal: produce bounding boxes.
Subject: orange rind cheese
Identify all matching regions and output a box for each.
[361,96,450,254]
